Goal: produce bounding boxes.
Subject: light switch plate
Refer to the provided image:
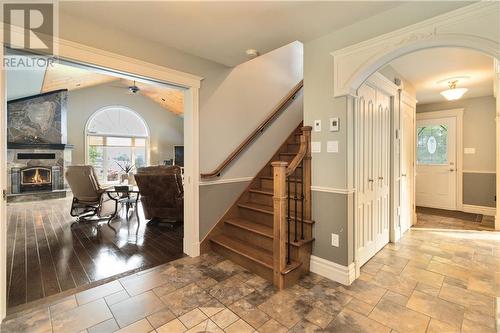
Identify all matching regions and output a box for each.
[464,148,475,154]
[327,141,339,153]
[329,117,339,132]
[311,141,321,153]
[314,120,322,132]
[331,233,339,247]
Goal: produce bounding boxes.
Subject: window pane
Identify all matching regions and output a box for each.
[417,125,448,164]
[88,136,104,146]
[134,147,146,168]
[105,146,132,182]
[106,137,132,147]
[134,138,146,147]
[88,145,104,179]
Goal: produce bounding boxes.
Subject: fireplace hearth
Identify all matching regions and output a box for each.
[20,167,52,192]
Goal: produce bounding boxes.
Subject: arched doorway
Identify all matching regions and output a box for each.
[330,1,500,276]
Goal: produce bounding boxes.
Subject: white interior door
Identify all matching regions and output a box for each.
[400,100,415,235]
[356,83,391,266]
[416,117,457,210]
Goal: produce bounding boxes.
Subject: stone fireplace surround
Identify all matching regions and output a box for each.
[6,89,73,202]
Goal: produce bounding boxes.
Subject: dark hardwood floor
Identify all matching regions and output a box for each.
[6,197,184,309]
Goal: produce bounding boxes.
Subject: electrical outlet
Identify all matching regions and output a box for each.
[331,233,339,247]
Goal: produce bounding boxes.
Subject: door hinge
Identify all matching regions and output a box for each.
[2,189,6,201]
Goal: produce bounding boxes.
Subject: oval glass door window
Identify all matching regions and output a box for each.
[427,136,437,154]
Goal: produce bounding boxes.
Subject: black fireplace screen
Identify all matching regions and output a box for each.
[21,167,52,185]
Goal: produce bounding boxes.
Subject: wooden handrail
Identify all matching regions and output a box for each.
[286,126,312,176]
[200,80,304,179]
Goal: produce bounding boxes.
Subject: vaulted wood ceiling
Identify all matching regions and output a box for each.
[42,62,184,115]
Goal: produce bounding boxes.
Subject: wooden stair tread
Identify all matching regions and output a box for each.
[210,234,273,268]
[238,202,314,224]
[225,218,273,238]
[210,235,302,274]
[248,188,273,196]
[226,218,315,246]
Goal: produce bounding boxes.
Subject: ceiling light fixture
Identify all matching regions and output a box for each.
[246,49,259,58]
[440,80,468,101]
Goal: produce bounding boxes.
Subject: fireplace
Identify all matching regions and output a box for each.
[20,167,53,192]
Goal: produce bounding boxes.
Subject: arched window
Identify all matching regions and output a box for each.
[86,106,149,182]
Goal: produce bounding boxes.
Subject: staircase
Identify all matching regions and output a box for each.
[203,125,313,289]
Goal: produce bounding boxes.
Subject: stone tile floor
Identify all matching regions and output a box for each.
[1,228,499,333]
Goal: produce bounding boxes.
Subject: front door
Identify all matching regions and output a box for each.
[356,83,391,267]
[416,117,457,210]
[400,100,415,235]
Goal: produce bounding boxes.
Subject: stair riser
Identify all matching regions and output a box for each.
[239,206,273,226]
[287,144,300,153]
[247,193,306,214]
[225,223,273,251]
[224,224,313,263]
[210,241,273,282]
[260,178,303,190]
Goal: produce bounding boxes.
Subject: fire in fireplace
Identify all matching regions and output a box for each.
[20,167,52,192]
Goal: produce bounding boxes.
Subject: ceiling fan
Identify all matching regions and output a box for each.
[127,80,141,95]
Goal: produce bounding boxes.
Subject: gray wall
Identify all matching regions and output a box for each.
[199,181,251,240]
[416,95,496,207]
[303,2,469,266]
[67,84,184,165]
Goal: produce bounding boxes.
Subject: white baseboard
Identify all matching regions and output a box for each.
[310,255,355,285]
[462,204,496,216]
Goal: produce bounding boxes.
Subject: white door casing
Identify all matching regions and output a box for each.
[355,78,392,267]
[400,94,416,235]
[416,110,463,211]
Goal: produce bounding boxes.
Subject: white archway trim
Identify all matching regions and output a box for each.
[331,2,500,97]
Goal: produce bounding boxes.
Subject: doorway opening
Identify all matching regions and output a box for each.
[4,50,188,312]
[386,47,497,232]
[353,46,498,269]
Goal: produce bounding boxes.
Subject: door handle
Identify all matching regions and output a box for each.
[368,178,374,182]
[401,174,407,177]
[378,176,384,180]
[449,168,455,172]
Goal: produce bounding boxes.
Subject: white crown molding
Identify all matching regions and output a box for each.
[199,177,253,186]
[311,186,355,195]
[462,204,496,217]
[310,255,355,285]
[331,2,500,97]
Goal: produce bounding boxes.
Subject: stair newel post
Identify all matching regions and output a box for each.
[271,161,288,290]
[301,126,313,222]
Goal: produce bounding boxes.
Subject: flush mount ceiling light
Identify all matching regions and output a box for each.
[246,49,259,58]
[440,80,468,101]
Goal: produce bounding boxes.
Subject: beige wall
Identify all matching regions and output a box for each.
[67,84,183,165]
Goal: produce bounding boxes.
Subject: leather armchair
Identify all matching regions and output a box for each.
[134,165,183,225]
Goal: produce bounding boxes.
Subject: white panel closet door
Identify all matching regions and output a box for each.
[356,84,391,267]
[400,101,415,235]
